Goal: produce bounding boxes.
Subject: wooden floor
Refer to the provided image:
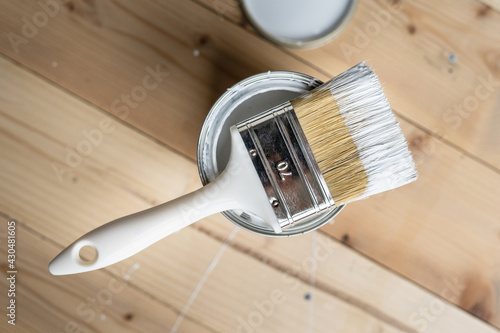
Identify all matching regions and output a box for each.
[1,0,499,332]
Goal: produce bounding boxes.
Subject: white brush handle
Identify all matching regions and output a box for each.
[49,127,280,275]
[50,180,234,275]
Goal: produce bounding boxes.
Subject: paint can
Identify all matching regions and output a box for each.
[197,72,344,236]
[240,0,358,49]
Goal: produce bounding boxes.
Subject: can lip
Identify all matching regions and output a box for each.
[197,71,345,237]
[240,0,358,49]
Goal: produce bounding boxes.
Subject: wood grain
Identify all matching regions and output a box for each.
[0,55,497,332]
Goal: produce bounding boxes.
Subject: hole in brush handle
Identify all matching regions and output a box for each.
[72,241,99,266]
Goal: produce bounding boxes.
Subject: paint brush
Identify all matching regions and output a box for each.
[49,62,417,275]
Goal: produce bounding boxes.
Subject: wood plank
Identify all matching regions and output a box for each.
[0,218,213,333]
[198,0,500,170]
[0,54,497,332]
[0,0,324,160]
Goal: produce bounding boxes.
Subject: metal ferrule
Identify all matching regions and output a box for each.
[236,102,335,230]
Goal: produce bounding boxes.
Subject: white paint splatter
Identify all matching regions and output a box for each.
[193,49,200,57]
[170,227,238,333]
[123,263,140,281]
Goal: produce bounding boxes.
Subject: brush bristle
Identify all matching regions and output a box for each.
[291,62,417,205]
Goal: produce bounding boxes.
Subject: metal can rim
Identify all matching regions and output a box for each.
[239,0,358,49]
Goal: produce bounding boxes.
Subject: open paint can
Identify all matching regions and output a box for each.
[240,0,357,48]
[197,72,345,236]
